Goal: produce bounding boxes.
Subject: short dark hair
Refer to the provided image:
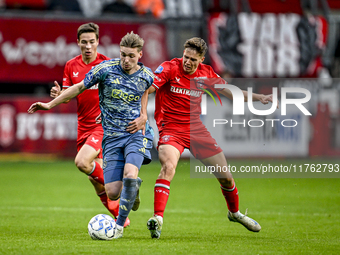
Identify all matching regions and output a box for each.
[120,31,144,52]
[77,23,99,40]
[184,37,208,57]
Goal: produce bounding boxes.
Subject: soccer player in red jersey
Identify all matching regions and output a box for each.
[50,23,132,227]
[146,37,275,238]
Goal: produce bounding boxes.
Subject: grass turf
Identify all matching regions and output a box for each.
[0,159,339,254]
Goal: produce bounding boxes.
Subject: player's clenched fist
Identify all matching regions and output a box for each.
[27,102,51,113]
[50,81,61,98]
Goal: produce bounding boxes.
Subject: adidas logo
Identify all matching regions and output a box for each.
[120,205,128,211]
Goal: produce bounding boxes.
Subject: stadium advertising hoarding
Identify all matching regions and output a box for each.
[0,96,77,158]
[208,13,328,78]
[0,17,168,83]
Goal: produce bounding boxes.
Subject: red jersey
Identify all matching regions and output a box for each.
[63,53,110,133]
[152,58,221,128]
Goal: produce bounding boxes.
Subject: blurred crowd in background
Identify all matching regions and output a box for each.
[0,0,338,19]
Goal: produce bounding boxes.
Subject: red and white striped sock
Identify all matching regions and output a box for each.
[88,161,104,185]
[154,179,170,217]
[220,183,239,213]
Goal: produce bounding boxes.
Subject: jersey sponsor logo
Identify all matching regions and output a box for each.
[170,86,203,98]
[111,89,140,102]
[155,65,164,74]
[73,72,79,77]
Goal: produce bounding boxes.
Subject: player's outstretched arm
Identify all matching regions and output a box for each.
[218,88,278,108]
[28,81,86,114]
[245,92,279,108]
[218,87,233,100]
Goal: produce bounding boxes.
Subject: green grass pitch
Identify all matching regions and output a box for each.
[0,159,339,254]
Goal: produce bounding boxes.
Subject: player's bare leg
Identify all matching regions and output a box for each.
[75,145,129,227]
[201,152,261,232]
[147,144,180,239]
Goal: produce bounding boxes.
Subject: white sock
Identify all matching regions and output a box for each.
[116,224,124,230]
[155,215,163,225]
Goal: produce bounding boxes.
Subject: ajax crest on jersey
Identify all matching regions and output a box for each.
[88,214,116,240]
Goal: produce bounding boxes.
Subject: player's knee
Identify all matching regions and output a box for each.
[74,158,90,173]
[106,189,120,201]
[162,161,176,172]
[160,161,176,179]
[123,172,136,179]
[105,182,122,201]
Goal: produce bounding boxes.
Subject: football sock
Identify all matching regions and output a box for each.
[220,183,239,213]
[116,178,137,227]
[98,191,119,218]
[154,179,170,217]
[107,197,120,218]
[88,161,104,185]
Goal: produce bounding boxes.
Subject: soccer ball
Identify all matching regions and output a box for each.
[87,214,116,240]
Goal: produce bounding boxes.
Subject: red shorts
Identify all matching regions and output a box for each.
[77,126,103,159]
[157,123,223,160]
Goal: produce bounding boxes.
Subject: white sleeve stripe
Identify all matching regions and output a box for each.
[152,83,159,89]
[155,183,170,190]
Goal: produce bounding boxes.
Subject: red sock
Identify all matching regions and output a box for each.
[221,183,239,213]
[154,179,170,217]
[98,192,119,218]
[107,197,119,218]
[88,161,104,185]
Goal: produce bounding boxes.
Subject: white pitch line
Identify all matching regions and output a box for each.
[0,206,339,217]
